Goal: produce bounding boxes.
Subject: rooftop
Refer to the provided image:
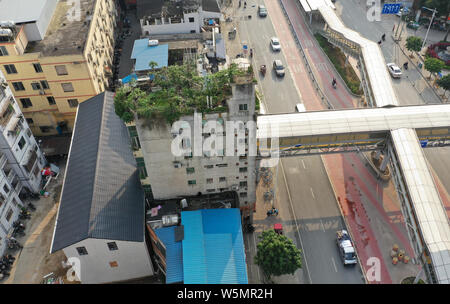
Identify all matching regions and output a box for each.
[51,91,145,253]
[0,0,49,23]
[131,39,169,72]
[137,0,220,19]
[26,0,96,56]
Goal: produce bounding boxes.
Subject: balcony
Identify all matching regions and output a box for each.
[0,99,14,127]
[0,154,6,169]
[24,149,38,173]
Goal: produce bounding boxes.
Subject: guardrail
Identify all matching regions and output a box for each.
[278,0,333,110]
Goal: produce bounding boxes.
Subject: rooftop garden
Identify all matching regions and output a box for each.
[114,62,253,124]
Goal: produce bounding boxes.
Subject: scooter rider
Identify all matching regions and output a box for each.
[332,77,337,87]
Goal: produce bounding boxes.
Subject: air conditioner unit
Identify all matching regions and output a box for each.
[148,39,159,46]
[231,185,239,191]
[39,90,45,95]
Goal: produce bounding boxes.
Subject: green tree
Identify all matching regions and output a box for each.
[424,57,445,78]
[254,230,302,281]
[406,36,423,56]
[437,74,450,95]
[425,0,450,41]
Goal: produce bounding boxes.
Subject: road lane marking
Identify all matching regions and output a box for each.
[320,220,325,232]
[310,187,315,199]
[331,257,338,272]
[280,161,313,283]
[302,159,306,169]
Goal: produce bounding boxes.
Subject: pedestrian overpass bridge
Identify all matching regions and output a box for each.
[261,0,450,284]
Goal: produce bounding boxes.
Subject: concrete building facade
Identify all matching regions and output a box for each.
[0,69,45,254]
[129,74,257,215]
[0,0,118,136]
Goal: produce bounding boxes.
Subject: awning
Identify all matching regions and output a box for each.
[0,98,10,117]
[7,115,21,133]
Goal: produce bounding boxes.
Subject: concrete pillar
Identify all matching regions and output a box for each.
[380,152,390,172]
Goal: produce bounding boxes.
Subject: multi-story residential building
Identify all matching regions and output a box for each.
[0,0,118,136]
[138,0,222,36]
[122,59,257,219]
[0,69,46,254]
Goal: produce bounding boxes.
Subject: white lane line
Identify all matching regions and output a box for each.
[320,219,325,232]
[302,159,306,169]
[310,187,315,199]
[331,257,338,273]
[280,162,313,283]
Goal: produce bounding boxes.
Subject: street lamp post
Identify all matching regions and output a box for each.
[421,6,438,51]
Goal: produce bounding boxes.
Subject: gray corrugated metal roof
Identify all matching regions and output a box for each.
[51,91,145,253]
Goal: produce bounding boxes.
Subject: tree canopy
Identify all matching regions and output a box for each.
[437,74,450,92]
[254,230,302,280]
[424,57,445,77]
[114,63,247,124]
[406,36,423,54]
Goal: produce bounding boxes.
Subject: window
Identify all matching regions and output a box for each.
[61,83,74,92]
[189,17,195,22]
[12,82,25,91]
[216,164,228,168]
[18,136,26,150]
[67,99,79,108]
[55,65,68,75]
[20,98,33,108]
[26,118,34,124]
[4,64,17,74]
[205,165,214,169]
[33,63,43,73]
[240,192,247,198]
[5,208,13,222]
[206,178,213,184]
[240,181,248,187]
[186,167,195,174]
[76,247,88,256]
[107,242,118,251]
[40,80,49,90]
[31,82,42,90]
[0,46,8,56]
[26,129,31,137]
[239,167,248,173]
[39,126,53,133]
[219,177,226,182]
[136,157,148,179]
[239,104,248,111]
[47,96,56,105]
[3,184,9,193]
[188,180,196,185]
[206,189,215,193]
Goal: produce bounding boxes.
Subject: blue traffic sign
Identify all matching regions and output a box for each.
[420,140,428,148]
[382,3,401,14]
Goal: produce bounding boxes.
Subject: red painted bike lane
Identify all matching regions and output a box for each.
[265,0,428,283]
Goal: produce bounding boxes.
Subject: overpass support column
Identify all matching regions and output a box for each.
[380,151,390,172]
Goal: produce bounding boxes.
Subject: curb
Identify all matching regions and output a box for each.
[321,156,369,284]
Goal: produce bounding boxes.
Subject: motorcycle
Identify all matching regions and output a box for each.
[7,238,23,250]
[27,203,36,211]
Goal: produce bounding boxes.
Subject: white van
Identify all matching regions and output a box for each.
[295,103,306,112]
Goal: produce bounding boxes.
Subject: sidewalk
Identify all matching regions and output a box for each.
[243,164,305,284]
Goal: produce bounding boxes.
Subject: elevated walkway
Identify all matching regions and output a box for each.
[259,1,450,283]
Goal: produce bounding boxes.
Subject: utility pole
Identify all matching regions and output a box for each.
[421,7,438,51]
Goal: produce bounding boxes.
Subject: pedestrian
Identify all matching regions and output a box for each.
[382,33,385,41]
[267,210,272,217]
[378,40,382,45]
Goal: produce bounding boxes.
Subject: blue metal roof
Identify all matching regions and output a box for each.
[130,39,168,72]
[181,209,248,284]
[154,226,183,284]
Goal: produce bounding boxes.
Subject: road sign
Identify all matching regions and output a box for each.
[382,3,401,14]
[420,140,428,148]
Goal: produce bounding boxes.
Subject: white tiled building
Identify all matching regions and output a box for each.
[0,70,45,253]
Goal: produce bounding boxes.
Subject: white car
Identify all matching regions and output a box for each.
[270,37,281,51]
[387,63,402,78]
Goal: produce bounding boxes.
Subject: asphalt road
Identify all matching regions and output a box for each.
[336,0,450,218]
[236,1,364,283]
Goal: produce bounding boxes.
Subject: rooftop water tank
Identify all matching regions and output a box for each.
[0,29,12,37]
[148,39,159,46]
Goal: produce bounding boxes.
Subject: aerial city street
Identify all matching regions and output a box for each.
[0,0,449,287]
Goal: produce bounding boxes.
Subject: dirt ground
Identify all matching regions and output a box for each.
[2,160,75,284]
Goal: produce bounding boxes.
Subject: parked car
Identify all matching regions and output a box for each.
[387,63,402,78]
[270,37,281,52]
[273,60,285,77]
[406,21,420,30]
[258,5,268,17]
